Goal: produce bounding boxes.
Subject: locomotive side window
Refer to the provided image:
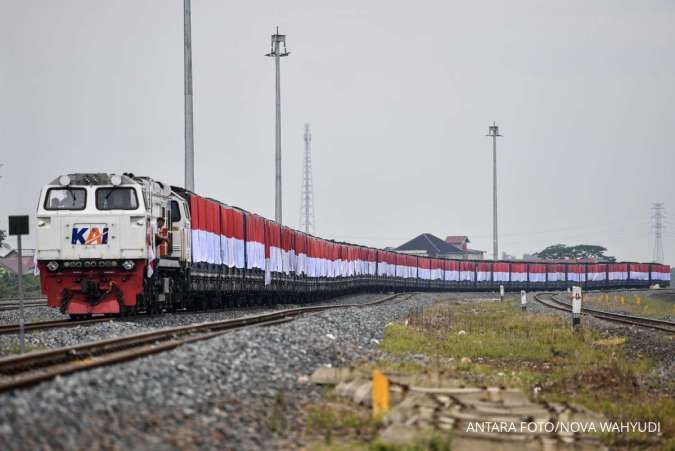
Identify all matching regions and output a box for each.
[44,188,87,210]
[170,200,181,222]
[96,187,139,210]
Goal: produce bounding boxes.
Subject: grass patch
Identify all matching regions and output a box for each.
[3,342,37,354]
[371,432,452,451]
[383,301,597,362]
[582,292,675,319]
[306,400,379,449]
[380,299,673,449]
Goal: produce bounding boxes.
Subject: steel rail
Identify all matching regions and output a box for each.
[0,292,409,393]
[533,292,675,334]
[0,300,48,312]
[0,318,112,335]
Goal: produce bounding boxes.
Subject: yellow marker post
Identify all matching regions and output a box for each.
[620,296,625,304]
[372,369,390,419]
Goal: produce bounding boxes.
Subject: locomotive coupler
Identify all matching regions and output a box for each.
[80,278,115,306]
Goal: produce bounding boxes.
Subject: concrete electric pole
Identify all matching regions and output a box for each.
[299,124,315,234]
[486,122,502,261]
[266,27,290,224]
[184,0,195,192]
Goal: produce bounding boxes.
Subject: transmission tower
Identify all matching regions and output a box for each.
[651,203,665,263]
[299,124,315,234]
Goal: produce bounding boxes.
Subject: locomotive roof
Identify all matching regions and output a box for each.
[49,173,137,186]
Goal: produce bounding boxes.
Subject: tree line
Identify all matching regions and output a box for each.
[533,244,616,262]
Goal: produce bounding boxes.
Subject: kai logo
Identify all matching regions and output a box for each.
[71,225,109,245]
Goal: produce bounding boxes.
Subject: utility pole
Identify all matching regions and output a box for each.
[651,203,665,263]
[184,0,195,191]
[486,122,502,261]
[266,27,290,224]
[300,124,315,234]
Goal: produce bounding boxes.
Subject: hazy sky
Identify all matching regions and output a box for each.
[1,0,674,263]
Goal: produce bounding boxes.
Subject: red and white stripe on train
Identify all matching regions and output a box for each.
[34,174,671,317]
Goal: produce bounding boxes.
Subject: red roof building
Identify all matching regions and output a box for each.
[445,236,485,258]
[0,250,36,275]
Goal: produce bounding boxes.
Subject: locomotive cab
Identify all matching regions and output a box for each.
[35,173,182,316]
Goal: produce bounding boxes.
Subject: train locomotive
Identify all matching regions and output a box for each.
[34,173,671,318]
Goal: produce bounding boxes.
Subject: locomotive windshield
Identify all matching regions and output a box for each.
[96,187,139,210]
[44,188,86,210]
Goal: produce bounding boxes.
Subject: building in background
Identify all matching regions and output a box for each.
[501,251,517,260]
[0,243,35,275]
[445,236,485,259]
[395,233,484,260]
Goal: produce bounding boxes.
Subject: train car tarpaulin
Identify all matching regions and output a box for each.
[567,263,586,283]
[608,263,628,281]
[418,257,431,280]
[588,264,607,282]
[459,261,475,282]
[528,264,546,283]
[629,263,648,281]
[651,264,671,282]
[511,263,527,282]
[444,260,459,281]
[280,226,295,274]
[476,262,492,282]
[493,262,509,282]
[245,214,266,270]
[546,263,565,282]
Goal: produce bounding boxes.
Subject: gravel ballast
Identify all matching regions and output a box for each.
[0,291,462,450]
[0,293,387,356]
[3,290,666,450]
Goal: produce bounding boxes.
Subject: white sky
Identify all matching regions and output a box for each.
[1,0,674,263]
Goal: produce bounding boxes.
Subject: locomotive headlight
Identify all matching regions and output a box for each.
[122,260,135,271]
[46,261,59,272]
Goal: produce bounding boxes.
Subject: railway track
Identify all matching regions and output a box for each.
[0,292,409,393]
[0,299,48,312]
[0,317,112,335]
[533,292,675,334]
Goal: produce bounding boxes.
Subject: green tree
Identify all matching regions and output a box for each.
[535,244,616,262]
[0,269,42,299]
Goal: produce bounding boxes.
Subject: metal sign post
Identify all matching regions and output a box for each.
[572,286,582,329]
[499,285,504,301]
[520,290,527,311]
[9,215,29,353]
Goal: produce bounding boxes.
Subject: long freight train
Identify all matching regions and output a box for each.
[35,173,671,317]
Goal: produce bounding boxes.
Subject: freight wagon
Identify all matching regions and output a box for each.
[34,174,671,317]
